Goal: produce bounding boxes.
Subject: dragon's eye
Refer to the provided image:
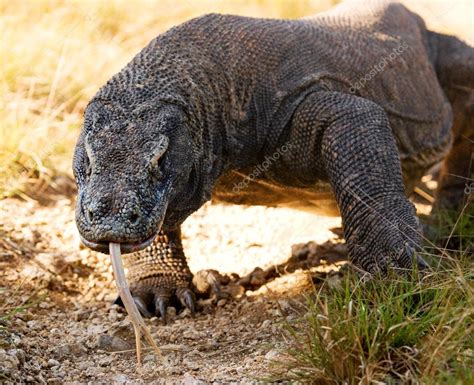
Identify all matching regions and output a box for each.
[84,135,95,181]
[150,152,165,169]
[149,152,166,181]
[145,135,169,180]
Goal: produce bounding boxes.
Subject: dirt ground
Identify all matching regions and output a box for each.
[1,192,347,383]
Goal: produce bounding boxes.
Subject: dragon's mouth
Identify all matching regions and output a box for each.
[79,232,157,254]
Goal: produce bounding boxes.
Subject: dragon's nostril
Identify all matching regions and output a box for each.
[129,212,140,225]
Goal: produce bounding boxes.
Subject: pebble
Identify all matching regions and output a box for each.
[98,356,114,367]
[0,349,19,370]
[53,342,87,357]
[182,326,202,340]
[112,374,131,384]
[27,320,42,330]
[86,324,106,336]
[72,309,91,322]
[96,334,131,352]
[47,359,60,367]
[39,302,51,309]
[264,349,284,362]
[261,319,272,329]
[8,348,25,364]
[77,361,91,371]
[249,267,266,286]
[143,354,156,363]
[182,373,207,384]
[184,357,200,371]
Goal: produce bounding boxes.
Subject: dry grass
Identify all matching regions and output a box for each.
[272,253,473,383]
[0,0,335,199]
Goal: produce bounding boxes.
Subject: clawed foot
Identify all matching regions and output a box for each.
[348,214,430,276]
[114,269,228,324]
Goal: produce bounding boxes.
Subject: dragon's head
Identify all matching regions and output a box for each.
[73,99,197,253]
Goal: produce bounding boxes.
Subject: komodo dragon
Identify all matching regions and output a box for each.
[73,0,473,319]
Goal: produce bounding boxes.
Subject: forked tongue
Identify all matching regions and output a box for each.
[109,242,162,367]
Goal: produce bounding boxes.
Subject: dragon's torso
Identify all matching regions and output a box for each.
[208,1,453,213]
[97,2,453,214]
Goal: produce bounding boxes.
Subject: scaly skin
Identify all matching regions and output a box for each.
[73,1,473,318]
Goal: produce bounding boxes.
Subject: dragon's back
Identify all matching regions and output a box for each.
[173,2,451,167]
[301,1,452,166]
[95,1,452,195]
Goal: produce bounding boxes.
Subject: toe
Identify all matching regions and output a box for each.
[133,296,152,318]
[395,244,430,273]
[154,296,170,324]
[177,288,196,316]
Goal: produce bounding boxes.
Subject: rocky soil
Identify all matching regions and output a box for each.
[0,196,345,383]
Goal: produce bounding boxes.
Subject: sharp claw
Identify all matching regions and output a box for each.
[133,296,152,318]
[154,297,169,325]
[179,289,196,316]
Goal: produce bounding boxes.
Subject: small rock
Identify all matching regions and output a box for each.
[39,302,51,309]
[227,284,245,298]
[98,355,114,366]
[53,342,87,357]
[86,324,106,336]
[178,308,192,319]
[35,374,46,384]
[47,358,60,367]
[14,318,26,328]
[72,309,91,322]
[168,334,177,343]
[78,361,90,371]
[53,370,66,379]
[69,343,87,356]
[112,374,130,384]
[96,334,132,352]
[8,348,26,364]
[249,267,267,287]
[261,319,272,329]
[183,357,200,371]
[26,320,42,330]
[182,373,206,384]
[143,354,155,363]
[161,344,191,352]
[217,299,227,307]
[167,307,177,317]
[265,349,285,362]
[109,320,133,340]
[108,311,119,322]
[198,298,214,307]
[182,326,201,340]
[85,366,102,377]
